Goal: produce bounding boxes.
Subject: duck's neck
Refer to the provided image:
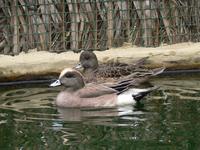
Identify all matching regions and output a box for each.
[63,87,78,93]
[83,60,99,74]
[84,68,98,78]
[64,85,84,92]
[84,68,96,74]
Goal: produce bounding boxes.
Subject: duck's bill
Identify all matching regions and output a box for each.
[74,63,83,69]
[50,79,61,87]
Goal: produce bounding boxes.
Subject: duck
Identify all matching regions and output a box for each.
[50,68,158,108]
[75,50,165,83]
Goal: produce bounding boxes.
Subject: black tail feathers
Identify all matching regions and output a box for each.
[132,86,159,102]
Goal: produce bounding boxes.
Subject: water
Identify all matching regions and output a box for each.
[1,74,200,149]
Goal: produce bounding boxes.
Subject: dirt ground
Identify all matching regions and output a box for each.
[0,42,200,81]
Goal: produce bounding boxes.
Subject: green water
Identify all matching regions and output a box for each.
[1,74,200,149]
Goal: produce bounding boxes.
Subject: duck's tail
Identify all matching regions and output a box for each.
[117,86,158,106]
[151,67,166,76]
[132,86,158,102]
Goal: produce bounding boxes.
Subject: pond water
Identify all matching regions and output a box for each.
[1,74,200,149]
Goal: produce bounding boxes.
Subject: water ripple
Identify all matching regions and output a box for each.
[1,75,200,149]
[0,77,200,128]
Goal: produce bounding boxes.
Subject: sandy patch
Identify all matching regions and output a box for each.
[0,42,200,81]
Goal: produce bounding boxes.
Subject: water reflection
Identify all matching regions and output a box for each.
[0,75,200,149]
[57,105,145,126]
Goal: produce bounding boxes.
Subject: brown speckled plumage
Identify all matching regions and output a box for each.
[76,51,165,83]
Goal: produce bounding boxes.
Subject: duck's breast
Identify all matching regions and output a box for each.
[55,92,81,108]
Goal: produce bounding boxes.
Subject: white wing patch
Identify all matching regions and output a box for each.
[117,89,135,106]
[117,88,151,106]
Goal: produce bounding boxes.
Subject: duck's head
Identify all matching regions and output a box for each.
[50,68,85,91]
[75,51,99,71]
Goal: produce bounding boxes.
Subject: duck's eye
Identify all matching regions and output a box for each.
[65,73,74,78]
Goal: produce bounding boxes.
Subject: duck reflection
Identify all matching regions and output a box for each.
[57,105,144,125]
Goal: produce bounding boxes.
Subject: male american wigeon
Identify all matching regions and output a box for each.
[50,68,158,108]
[75,51,165,83]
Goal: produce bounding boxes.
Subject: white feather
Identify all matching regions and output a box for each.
[129,88,153,96]
[117,87,153,106]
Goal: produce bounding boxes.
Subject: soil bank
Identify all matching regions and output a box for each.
[0,42,200,82]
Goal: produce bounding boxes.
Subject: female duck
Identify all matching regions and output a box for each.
[75,51,165,83]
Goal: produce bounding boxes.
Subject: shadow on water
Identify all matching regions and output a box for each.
[1,73,200,149]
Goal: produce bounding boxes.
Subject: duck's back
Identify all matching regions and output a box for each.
[96,63,149,79]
